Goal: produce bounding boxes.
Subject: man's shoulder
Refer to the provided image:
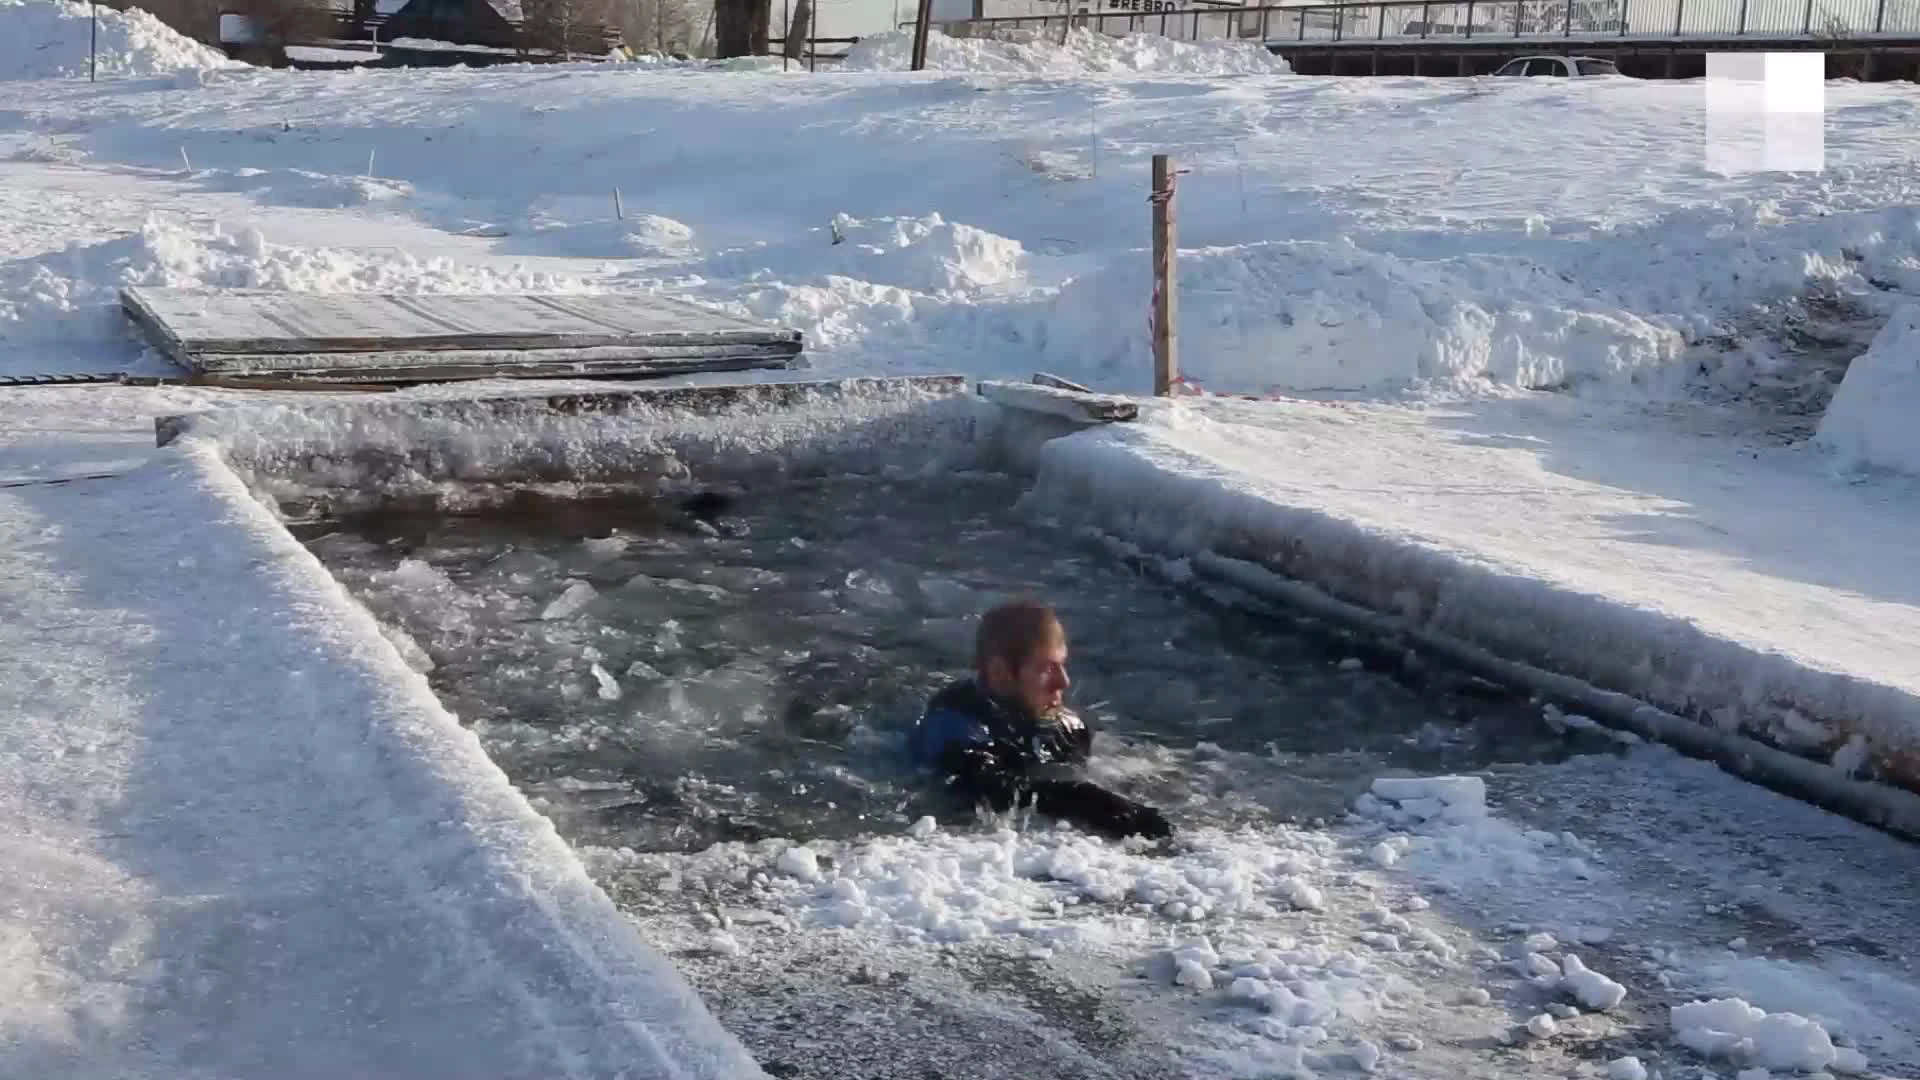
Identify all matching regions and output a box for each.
[925,677,989,717]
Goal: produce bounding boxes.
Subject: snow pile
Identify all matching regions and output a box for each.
[753,821,1346,945]
[0,215,590,350]
[197,167,415,211]
[1671,998,1871,1075]
[1816,301,1920,477]
[842,27,1291,76]
[710,213,1029,296]
[0,0,244,80]
[1350,775,1606,895]
[1043,240,1684,393]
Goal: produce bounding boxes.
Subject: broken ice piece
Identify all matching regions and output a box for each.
[1607,1057,1648,1080]
[1523,932,1559,953]
[1518,952,1561,979]
[1526,1013,1559,1039]
[1458,988,1492,1007]
[1386,1033,1422,1052]
[1562,954,1627,1011]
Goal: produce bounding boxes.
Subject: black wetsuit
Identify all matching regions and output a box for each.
[908,679,1173,842]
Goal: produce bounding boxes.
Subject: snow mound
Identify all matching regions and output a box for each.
[1043,240,1684,394]
[0,216,593,352]
[1815,301,1920,477]
[709,213,1027,296]
[199,168,416,211]
[1351,774,1606,896]
[1671,997,1868,1075]
[0,0,244,80]
[842,27,1291,76]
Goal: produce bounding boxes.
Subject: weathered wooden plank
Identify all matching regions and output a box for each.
[185,351,796,386]
[122,287,803,356]
[187,341,801,375]
[977,379,1139,423]
[155,374,971,446]
[1032,371,1093,394]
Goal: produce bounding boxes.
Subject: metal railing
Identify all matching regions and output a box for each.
[938,0,1920,46]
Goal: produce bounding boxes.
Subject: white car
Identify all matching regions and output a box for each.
[1491,55,1623,77]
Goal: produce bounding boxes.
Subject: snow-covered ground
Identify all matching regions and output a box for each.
[4,3,1920,1076]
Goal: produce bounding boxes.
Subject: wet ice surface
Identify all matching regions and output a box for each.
[299,472,1920,1080]
[299,472,1575,855]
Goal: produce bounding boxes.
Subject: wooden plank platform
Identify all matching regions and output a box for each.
[121,287,803,385]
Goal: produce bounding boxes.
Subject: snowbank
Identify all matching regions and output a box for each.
[0,437,766,1077]
[0,216,587,357]
[0,0,243,80]
[1027,407,1920,783]
[842,27,1291,76]
[1815,301,1920,478]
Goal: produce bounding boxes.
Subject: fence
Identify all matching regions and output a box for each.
[938,0,1920,45]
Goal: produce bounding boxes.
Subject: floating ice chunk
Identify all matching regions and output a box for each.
[915,575,981,616]
[590,662,622,701]
[1607,1056,1648,1080]
[1174,958,1214,990]
[1547,1003,1580,1020]
[908,815,939,839]
[1370,776,1485,807]
[1368,842,1399,867]
[707,931,742,956]
[1670,998,1847,1074]
[1357,932,1400,953]
[1526,1013,1559,1039]
[541,580,599,620]
[1280,878,1325,912]
[1458,988,1492,1007]
[581,534,628,559]
[1832,1047,1869,1075]
[1386,1033,1422,1052]
[1352,1040,1381,1073]
[1230,977,1268,1003]
[625,659,664,681]
[1524,932,1559,953]
[1561,954,1626,1011]
[1519,952,1561,979]
[1338,657,1364,672]
[776,845,823,882]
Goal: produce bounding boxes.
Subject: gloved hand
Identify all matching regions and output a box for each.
[1031,779,1174,842]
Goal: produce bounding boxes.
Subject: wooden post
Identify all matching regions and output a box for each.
[1150,154,1177,398]
[910,0,934,69]
[89,0,98,82]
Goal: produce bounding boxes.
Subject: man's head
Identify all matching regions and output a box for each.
[975,599,1070,719]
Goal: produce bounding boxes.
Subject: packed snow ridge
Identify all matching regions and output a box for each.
[1,0,244,80]
[841,27,1292,75]
[1816,300,1920,478]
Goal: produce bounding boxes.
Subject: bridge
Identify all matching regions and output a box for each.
[937,0,1920,78]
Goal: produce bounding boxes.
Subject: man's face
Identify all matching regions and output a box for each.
[991,638,1071,718]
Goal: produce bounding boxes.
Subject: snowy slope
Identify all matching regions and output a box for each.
[6,42,1920,397]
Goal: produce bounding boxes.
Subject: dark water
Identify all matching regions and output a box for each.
[297,472,1596,855]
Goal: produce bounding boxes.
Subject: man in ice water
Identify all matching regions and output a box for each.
[909,599,1173,843]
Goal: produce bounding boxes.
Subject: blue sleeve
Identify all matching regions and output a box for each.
[909,707,990,768]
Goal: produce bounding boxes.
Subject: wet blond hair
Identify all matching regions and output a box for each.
[974,598,1066,679]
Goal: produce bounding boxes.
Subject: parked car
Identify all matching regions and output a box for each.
[1491,55,1625,77]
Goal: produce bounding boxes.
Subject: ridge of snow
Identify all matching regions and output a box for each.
[842,27,1292,75]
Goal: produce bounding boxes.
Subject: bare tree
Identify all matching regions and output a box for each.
[714,0,769,56]
[523,0,618,57]
[782,0,811,62]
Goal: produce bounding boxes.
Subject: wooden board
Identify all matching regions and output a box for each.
[121,287,804,384]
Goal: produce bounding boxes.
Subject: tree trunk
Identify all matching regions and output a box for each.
[715,0,771,55]
[783,0,811,62]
